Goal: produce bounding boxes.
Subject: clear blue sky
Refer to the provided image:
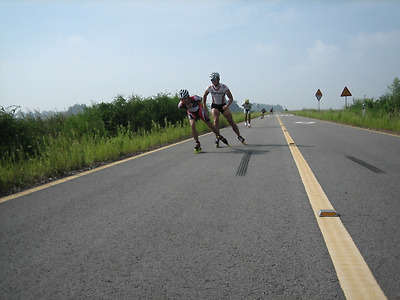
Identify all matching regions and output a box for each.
[1,0,399,112]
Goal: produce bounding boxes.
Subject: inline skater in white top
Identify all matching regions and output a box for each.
[203,72,245,147]
[242,99,252,128]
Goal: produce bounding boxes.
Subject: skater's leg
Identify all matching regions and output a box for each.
[223,110,241,137]
[205,120,220,137]
[190,119,199,143]
[212,108,220,130]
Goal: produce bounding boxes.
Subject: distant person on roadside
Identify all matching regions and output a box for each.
[270,107,274,115]
[177,89,230,153]
[203,72,246,146]
[242,99,252,128]
[261,108,266,119]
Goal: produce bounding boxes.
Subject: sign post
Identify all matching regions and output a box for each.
[315,89,322,111]
[341,86,352,107]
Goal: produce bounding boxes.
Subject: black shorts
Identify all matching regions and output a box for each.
[211,103,226,114]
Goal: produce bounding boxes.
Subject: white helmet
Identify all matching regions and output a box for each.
[210,72,220,81]
[179,89,189,99]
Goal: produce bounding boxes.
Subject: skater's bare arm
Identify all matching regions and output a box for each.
[224,90,234,110]
[203,90,209,111]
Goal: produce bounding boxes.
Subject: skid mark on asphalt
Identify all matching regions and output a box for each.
[346,156,385,174]
[236,151,252,176]
[277,116,387,300]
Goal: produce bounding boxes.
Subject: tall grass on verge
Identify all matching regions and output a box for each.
[0,112,247,195]
[0,120,187,194]
[293,108,400,134]
[293,77,400,134]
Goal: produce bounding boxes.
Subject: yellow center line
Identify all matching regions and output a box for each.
[277,116,387,300]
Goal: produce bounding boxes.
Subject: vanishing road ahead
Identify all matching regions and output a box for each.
[1,115,399,299]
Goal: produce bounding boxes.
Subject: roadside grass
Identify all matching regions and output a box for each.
[0,112,253,195]
[292,109,400,134]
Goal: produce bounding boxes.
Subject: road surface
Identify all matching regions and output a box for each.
[1,114,399,299]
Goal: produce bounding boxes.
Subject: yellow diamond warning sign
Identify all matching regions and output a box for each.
[315,89,322,101]
[341,86,352,97]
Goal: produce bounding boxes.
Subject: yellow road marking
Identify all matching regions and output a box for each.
[278,116,387,300]
[0,139,190,204]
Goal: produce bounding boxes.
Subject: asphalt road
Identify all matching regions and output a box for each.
[1,114,399,299]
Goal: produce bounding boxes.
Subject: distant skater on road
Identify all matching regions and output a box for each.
[177,89,230,153]
[261,108,266,119]
[203,72,246,146]
[242,99,252,128]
